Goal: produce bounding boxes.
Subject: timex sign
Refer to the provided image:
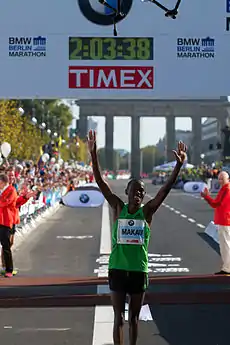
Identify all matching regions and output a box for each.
[68,66,154,89]
[226,17,230,31]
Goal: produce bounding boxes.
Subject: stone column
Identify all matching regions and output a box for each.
[166,116,176,161]
[78,114,88,139]
[192,116,202,165]
[131,116,140,179]
[105,116,114,171]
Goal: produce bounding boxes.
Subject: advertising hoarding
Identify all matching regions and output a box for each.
[0,0,228,99]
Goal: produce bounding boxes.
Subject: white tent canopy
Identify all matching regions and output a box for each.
[153,161,194,171]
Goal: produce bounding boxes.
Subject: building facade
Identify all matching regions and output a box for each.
[156,130,192,161]
[201,118,222,164]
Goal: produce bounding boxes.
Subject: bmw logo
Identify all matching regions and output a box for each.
[128,220,134,226]
[192,184,199,191]
[79,193,90,204]
[78,0,133,26]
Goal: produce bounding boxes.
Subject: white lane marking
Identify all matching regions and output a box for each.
[159,199,206,230]
[197,224,205,229]
[99,201,111,255]
[95,253,189,275]
[92,201,113,345]
[56,235,93,239]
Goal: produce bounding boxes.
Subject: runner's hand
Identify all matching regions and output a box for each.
[172,141,187,164]
[87,130,96,153]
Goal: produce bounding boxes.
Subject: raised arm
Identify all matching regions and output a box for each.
[201,187,227,208]
[143,141,187,220]
[88,130,123,210]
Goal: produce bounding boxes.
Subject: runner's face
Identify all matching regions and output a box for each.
[127,181,145,206]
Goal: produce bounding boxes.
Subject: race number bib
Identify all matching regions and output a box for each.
[117,219,145,245]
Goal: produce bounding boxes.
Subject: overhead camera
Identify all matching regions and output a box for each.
[99,0,182,36]
[147,0,182,19]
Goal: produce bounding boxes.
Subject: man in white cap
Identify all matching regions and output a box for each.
[201,171,230,274]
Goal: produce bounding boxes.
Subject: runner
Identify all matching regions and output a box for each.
[88,130,187,345]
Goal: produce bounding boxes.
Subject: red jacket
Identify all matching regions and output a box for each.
[0,185,17,228]
[204,183,230,225]
[14,195,30,225]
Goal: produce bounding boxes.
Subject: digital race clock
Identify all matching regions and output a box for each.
[69,37,153,60]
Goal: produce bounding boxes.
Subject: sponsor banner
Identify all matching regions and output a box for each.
[211,179,220,193]
[8,36,46,57]
[62,189,104,207]
[177,37,215,59]
[227,0,230,13]
[183,181,208,193]
[68,66,154,89]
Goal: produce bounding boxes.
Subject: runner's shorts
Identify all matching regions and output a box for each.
[108,269,148,294]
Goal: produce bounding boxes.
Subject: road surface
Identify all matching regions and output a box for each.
[0,180,229,345]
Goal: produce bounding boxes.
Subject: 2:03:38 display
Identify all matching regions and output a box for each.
[69,37,153,60]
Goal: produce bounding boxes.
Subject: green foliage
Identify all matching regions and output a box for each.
[97,146,164,172]
[0,100,45,160]
[18,100,73,135]
[141,146,164,173]
[60,138,88,163]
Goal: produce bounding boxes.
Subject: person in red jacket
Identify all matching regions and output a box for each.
[0,173,17,277]
[0,190,35,274]
[201,171,230,275]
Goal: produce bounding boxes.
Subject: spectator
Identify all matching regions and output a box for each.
[0,174,17,277]
[201,171,230,275]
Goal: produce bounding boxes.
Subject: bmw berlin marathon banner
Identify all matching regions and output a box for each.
[0,0,229,99]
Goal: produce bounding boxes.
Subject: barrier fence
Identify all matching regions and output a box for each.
[18,187,67,227]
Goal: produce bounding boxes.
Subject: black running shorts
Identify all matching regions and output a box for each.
[108,269,148,294]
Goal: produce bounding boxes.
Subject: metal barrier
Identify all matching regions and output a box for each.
[18,188,64,227]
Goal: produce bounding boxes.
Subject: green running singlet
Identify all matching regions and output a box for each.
[108,204,150,273]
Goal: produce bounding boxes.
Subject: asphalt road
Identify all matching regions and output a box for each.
[0,180,229,345]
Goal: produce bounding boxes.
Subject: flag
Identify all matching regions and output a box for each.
[58,136,62,148]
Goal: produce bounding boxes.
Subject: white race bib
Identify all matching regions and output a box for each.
[117,219,145,245]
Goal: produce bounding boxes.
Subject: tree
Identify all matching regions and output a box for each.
[141,146,164,173]
[0,100,24,158]
[0,100,47,161]
[97,146,164,172]
[19,100,73,136]
[60,137,88,163]
[19,117,45,161]
[48,102,72,136]
[97,148,106,169]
